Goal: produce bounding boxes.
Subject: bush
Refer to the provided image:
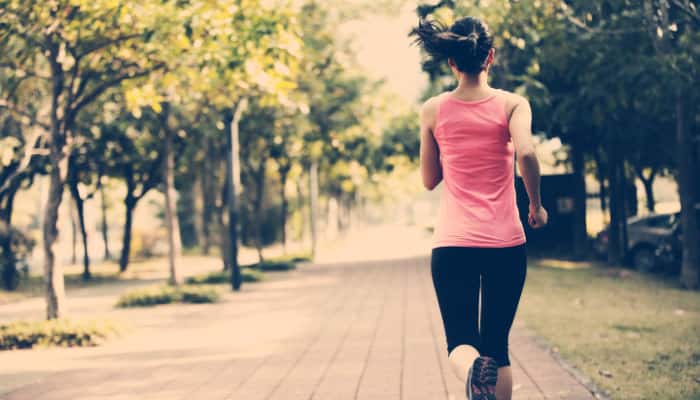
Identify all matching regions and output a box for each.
[185,268,264,285]
[0,319,121,350]
[246,260,296,272]
[180,289,218,303]
[0,222,35,291]
[268,251,312,264]
[116,285,219,308]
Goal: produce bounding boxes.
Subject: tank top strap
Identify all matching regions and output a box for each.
[435,92,452,121]
[491,88,511,125]
[433,92,453,137]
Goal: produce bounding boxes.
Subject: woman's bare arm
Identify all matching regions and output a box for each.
[419,98,442,190]
[508,95,547,228]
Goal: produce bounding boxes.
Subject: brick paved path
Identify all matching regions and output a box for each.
[0,256,596,400]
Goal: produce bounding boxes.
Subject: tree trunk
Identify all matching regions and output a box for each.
[200,175,212,255]
[68,178,91,280]
[309,160,319,260]
[100,184,111,260]
[571,137,588,260]
[676,90,699,289]
[43,158,67,320]
[607,136,625,265]
[336,196,343,233]
[119,196,136,272]
[0,171,22,224]
[620,166,630,257]
[225,99,247,291]
[192,175,205,251]
[219,156,231,272]
[296,178,306,242]
[177,179,198,249]
[280,172,288,255]
[254,161,266,263]
[637,168,657,213]
[161,103,182,286]
[44,47,66,320]
[594,150,608,213]
[642,178,655,213]
[0,178,21,290]
[201,137,216,255]
[70,197,78,265]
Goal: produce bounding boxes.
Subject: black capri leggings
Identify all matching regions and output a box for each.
[430,244,527,368]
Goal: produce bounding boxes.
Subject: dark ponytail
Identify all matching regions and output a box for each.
[409,16,493,75]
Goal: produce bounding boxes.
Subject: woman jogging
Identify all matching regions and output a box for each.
[410,17,548,400]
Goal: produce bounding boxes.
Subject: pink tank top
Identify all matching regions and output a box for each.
[432,90,526,248]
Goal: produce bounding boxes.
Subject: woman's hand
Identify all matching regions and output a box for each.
[528,204,548,229]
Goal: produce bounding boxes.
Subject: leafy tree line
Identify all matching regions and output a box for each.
[0,0,415,319]
[415,0,699,289]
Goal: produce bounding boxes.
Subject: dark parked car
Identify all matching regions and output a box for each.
[654,204,700,275]
[594,212,679,271]
[655,224,681,275]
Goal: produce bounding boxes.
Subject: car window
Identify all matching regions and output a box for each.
[645,215,674,228]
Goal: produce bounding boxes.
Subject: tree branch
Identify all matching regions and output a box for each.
[65,44,82,113]
[135,158,164,200]
[0,129,45,195]
[67,62,166,124]
[0,102,50,130]
[669,0,700,25]
[77,33,143,59]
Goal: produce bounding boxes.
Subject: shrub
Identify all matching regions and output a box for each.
[246,260,296,272]
[0,222,35,291]
[0,319,121,350]
[185,268,264,285]
[268,251,312,264]
[116,285,219,308]
[180,289,218,303]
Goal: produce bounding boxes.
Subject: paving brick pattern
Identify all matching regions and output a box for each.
[1,256,596,400]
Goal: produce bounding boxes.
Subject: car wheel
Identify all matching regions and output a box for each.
[632,247,656,272]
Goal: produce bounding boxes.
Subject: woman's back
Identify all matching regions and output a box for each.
[432,89,526,248]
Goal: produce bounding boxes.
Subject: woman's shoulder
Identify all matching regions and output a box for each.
[492,88,529,120]
[492,88,527,103]
[419,92,450,121]
[421,92,451,109]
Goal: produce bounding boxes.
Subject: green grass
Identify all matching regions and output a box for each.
[0,319,122,350]
[518,259,700,399]
[0,271,121,305]
[116,284,219,308]
[267,251,312,263]
[244,260,296,272]
[240,252,311,272]
[185,268,264,285]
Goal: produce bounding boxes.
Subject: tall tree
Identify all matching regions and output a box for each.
[0,1,179,318]
[169,0,303,289]
[98,106,164,272]
[66,145,100,280]
[642,0,700,288]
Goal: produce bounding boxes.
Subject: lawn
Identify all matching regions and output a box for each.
[0,251,310,305]
[0,271,121,305]
[0,255,213,305]
[518,259,700,399]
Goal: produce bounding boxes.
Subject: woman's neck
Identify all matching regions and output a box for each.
[450,71,492,100]
[455,71,489,90]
